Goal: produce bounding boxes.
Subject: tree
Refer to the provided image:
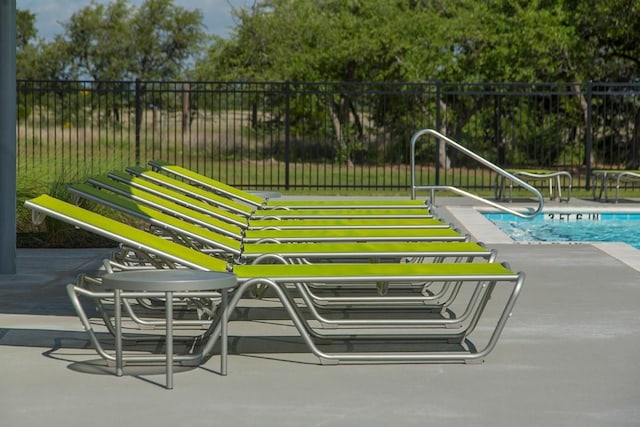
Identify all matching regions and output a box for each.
[19,36,78,81]
[61,0,131,80]
[563,0,640,81]
[16,9,42,80]
[192,0,639,168]
[193,0,595,166]
[197,0,428,82]
[128,0,209,80]
[16,9,37,51]
[196,0,588,83]
[59,0,207,81]
[195,0,437,164]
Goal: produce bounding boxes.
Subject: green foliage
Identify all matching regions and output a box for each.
[128,0,208,80]
[461,0,577,82]
[56,0,207,81]
[21,38,79,80]
[16,9,52,80]
[16,9,37,51]
[191,0,636,167]
[16,170,125,248]
[61,0,131,80]
[18,0,640,83]
[15,0,640,172]
[565,0,640,81]
[195,0,597,84]
[16,104,31,122]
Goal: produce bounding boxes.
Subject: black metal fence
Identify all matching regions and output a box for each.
[16,80,640,192]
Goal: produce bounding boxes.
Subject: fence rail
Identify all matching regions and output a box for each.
[16,80,640,192]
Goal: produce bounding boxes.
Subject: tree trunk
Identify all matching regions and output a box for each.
[182,83,190,137]
[571,83,593,166]
[328,96,354,166]
[438,99,451,169]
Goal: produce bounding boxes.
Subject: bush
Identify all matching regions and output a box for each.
[17,172,118,248]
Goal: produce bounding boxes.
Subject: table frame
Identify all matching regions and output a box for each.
[103,270,237,389]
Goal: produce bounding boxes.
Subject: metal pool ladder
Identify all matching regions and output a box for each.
[410,129,544,219]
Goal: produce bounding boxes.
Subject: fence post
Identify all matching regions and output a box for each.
[284,81,291,190]
[435,81,441,186]
[585,81,593,189]
[495,91,504,165]
[0,0,16,274]
[134,78,142,166]
[182,82,190,137]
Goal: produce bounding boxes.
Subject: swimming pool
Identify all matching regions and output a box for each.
[483,211,640,249]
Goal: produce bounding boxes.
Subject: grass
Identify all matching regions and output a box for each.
[17,130,639,247]
[15,107,640,247]
[16,168,134,248]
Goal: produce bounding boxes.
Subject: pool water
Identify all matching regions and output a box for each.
[483,212,640,249]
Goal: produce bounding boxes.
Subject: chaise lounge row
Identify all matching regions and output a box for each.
[24,160,525,372]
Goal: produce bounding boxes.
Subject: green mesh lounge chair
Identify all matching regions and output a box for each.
[70,182,493,264]
[126,166,430,221]
[147,159,430,212]
[97,171,441,229]
[26,194,524,365]
[69,182,490,312]
[81,178,469,243]
[107,168,432,221]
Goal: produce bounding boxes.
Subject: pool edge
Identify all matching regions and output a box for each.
[444,206,640,273]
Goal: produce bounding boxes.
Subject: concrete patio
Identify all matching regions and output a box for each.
[2,197,640,426]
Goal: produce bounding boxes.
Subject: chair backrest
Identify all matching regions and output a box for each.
[107,171,252,227]
[125,166,255,217]
[148,159,265,207]
[68,183,244,256]
[25,195,230,272]
[88,174,249,230]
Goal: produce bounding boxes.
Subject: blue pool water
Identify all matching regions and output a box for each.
[483,211,640,249]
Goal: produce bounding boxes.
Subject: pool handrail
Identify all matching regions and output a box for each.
[410,129,544,219]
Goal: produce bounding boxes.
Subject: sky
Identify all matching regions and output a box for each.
[17,0,251,40]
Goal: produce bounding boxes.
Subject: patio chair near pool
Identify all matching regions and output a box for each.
[25,194,524,364]
[126,166,431,221]
[69,182,493,265]
[90,172,440,229]
[495,169,572,202]
[105,169,432,221]
[68,181,498,318]
[592,169,640,203]
[147,159,430,211]
[78,178,469,243]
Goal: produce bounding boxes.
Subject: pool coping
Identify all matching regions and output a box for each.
[445,205,640,273]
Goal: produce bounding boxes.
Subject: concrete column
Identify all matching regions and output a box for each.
[0,0,17,274]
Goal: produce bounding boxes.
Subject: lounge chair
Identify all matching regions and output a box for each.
[96,172,443,229]
[107,169,432,220]
[147,159,430,211]
[70,182,493,264]
[125,166,429,220]
[70,182,488,312]
[78,178,469,243]
[495,169,572,202]
[592,169,640,203]
[26,194,524,364]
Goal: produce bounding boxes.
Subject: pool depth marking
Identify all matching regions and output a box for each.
[546,213,600,221]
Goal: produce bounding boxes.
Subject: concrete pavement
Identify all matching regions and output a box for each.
[1,197,640,427]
